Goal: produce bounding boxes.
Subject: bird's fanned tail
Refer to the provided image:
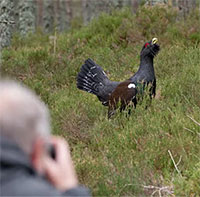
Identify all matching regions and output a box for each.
[77,58,119,105]
[77,58,108,94]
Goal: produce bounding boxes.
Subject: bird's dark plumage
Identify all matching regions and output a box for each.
[77,38,160,118]
[108,80,137,118]
[129,38,160,97]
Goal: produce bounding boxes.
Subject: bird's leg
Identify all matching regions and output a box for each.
[127,105,132,119]
[108,99,118,119]
[108,108,116,119]
[133,97,137,109]
[143,82,154,110]
[120,103,126,113]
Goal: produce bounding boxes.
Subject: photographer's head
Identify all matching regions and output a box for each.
[0,80,50,155]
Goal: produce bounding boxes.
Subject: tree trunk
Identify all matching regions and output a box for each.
[59,0,71,31]
[42,0,54,33]
[18,0,36,36]
[0,0,14,50]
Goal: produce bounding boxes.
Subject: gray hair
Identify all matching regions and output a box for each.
[0,80,51,154]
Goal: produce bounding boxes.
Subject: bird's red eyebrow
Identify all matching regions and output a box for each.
[145,43,150,47]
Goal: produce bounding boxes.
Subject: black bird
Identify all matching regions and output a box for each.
[77,38,160,118]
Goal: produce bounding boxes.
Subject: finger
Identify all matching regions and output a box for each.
[43,156,58,181]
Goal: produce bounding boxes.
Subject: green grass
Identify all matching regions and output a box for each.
[1,6,200,196]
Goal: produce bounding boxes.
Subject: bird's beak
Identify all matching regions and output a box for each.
[152,38,158,45]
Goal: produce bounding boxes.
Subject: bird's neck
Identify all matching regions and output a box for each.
[129,55,155,82]
[138,56,154,71]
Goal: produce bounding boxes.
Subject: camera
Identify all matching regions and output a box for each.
[46,144,56,159]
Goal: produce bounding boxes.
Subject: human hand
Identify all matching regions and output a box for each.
[42,136,78,191]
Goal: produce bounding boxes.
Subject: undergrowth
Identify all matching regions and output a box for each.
[1,5,200,196]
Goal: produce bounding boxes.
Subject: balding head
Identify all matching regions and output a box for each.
[0,80,51,154]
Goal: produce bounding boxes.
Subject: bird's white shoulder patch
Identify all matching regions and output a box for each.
[128,83,136,89]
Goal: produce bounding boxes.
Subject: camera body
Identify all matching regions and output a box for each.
[47,144,56,159]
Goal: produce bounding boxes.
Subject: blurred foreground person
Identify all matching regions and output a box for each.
[0,80,90,196]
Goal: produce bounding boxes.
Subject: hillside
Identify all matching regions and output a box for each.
[1,6,200,196]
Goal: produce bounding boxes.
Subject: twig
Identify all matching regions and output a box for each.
[143,185,174,196]
[158,189,162,197]
[184,126,200,138]
[53,30,57,55]
[176,155,182,166]
[119,184,174,196]
[151,189,159,196]
[118,183,135,195]
[187,115,200,127]
[183,127,194,134]
[143,185,172,190]
[167,107,175,116]
[168,150,182,177]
